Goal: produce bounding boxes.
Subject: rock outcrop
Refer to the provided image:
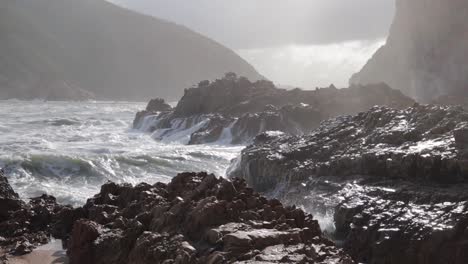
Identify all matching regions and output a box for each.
[134,73,414,145]
[0,0,261,101]
[230,104,468,263]
[0,170,353,263]
[0,170,73,257]
[66,172,353,264]
[351,0,468,102]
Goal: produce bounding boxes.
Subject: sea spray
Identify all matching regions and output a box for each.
[0,100,242,205]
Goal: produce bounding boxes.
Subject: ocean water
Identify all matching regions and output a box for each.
[0,100,243,205]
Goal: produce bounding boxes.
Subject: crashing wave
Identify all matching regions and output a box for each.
[133,74,414,145]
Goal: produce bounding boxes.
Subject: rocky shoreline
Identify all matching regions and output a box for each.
[3,103,468,263]
[134,73,414,145]
[0,171,353,263]
[229,104,468,263]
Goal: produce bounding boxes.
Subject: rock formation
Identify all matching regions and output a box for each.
[0,0,261,101]
[351,0,468,102]
[230,104,468,263]
[0,170,74,257]
[134,74,415,145]
[66,172,353,264]
[0,170,353,263]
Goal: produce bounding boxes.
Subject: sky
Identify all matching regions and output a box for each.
[109,0,395,88]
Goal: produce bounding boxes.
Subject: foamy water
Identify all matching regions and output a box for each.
[0,100,243,205]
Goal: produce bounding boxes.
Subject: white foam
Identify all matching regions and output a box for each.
[0,101,244,206]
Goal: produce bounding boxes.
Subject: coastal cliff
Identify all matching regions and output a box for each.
[351,0,468,102]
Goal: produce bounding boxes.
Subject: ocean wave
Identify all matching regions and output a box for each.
[0,100,242,206]
[47,118,82,126]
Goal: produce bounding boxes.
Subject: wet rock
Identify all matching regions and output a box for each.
[134,74,414,145]
[231,105,468,263]
[145,98,172,112]
[231,105,468,190]
[68,220,101,264]
[0,170,23,222]
[0,170,68,257]
[332,179,468,264]
[67,172,353,263]
[133,98,172,127]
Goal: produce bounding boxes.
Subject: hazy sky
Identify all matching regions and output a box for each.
[109,0,395,88]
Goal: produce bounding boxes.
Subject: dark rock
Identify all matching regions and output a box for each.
[231,104,468,263]
[146,98,172,112]
[0,170,23,222]
[67,172,353,263]
[134,74,414,145]
[0,170,68,257]
[67,220,101,264]
[133,99,172,127]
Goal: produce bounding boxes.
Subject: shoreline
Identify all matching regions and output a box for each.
[6,240,68,264]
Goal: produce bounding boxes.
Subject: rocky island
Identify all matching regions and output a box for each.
[134,73,414,145]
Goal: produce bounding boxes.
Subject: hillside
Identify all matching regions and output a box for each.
[0,0,261,100]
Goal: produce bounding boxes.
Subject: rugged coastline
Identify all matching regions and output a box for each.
[134,74,414,145]
[0,171,353,263]
[229,104,468,263]
[2,103,468,263]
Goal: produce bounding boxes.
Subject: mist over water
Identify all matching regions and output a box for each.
[0,100,242,205]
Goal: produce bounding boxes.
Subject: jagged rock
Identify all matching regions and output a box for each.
[0,170,68,257]
[0,170,23,222]
[133,98,172,127]
[351,0,468,102]
[231,104,468,190]
[67,172,353,264]
[134,74,414,145]
[230,104,468,263]
[145,98,172,112]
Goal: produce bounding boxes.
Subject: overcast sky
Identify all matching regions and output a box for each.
[109,0,395,88]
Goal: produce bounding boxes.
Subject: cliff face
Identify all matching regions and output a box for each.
[351,0,468,102]
[0,0,261,101]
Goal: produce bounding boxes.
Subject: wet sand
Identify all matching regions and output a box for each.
[7,240,68,264]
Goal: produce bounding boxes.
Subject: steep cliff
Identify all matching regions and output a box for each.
[0,0,261,100]
[351,0,468,102]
